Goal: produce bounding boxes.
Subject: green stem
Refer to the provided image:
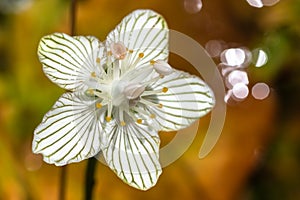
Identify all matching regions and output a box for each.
[59,166,67,200]
[58,0,77,199]
[85,157,98,200]
[70,0,77,35]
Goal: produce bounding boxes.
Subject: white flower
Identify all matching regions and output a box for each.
[32,9,215,190]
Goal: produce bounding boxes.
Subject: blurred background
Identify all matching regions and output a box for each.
[0,0,299,199]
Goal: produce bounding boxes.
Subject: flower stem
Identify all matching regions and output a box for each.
[58,1,77,200]
[70,1,99,198]
[59,166,67,200]
[70,0,77,35]
[85,157,98,200]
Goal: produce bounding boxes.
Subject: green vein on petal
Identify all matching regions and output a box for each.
[101,120,161,190]
[38,33,104,91]
[32,92,103,166]
[106,9,169,69]
[143,69,215,131]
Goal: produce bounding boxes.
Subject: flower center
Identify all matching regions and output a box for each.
[86,42,173,126]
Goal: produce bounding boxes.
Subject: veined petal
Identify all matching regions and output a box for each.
[142,69,215,131]
[106,9,168,68]
[32,92,104,166]
[101,119,162,190]
[38,33,105,91]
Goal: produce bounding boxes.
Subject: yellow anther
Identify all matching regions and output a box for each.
[158,104,163,108]
[150,114,156,119]
[136,119,143,124]
[150,60,155,65]
[129,49,134,53]
[91,72,96,78]
[87,89,94,95]
[96,57,101,63]
[159,75,164,78]
[120,121,126,126]
[162,87,168,93]
[107,51,112,56]
[96,103,102,109]
[139,52,144,58]
[105,116,112,122]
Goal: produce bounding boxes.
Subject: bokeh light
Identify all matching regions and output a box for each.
[227,70,249,88]
[205,40,226,58]
[0,0,32,14]
[224,90,233,103]
[252,48,268,67]
[232,83,249,100]
[220,48,246,66]
[219,63,235,76]
[252,82,270,100]
[262,0,280,6]
[246,0,264,8]
[246,0,280,8]
[184,0,203,14]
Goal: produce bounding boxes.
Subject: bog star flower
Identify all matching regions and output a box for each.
[32,9,215,190]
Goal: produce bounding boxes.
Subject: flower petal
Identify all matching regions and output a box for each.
[101,120,162,190]
[38,33,105,91]
[106,9,168,68]
[142,69,215,131]
[32,92,104,166]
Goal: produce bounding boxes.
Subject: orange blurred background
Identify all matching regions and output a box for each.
[0,0,299,199]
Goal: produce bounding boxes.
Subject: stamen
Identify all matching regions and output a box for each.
[106,52,113,78]
[120,49,133,74]
[107,101,112,121]
[140,98,163,108]
[162,87,168,93]
[130,52,144,70]
[119,109,125,126]
[96,57,101,63]
[132,106,150,117]
[128,108,149,124]
[120,121,126,126]
[113,61,120,79]
[87,89,94,95]
[139,52,144,58]
[96,102,102,109]
[150,60,155,65]
[150,114,156,119]
[141,87,169,96]
[153,60,173,76]
[91,72,97,78]
[136,119,143,124]
[127,111,140,122]
[105,116,112,122]
[111,42,127,60]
